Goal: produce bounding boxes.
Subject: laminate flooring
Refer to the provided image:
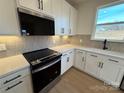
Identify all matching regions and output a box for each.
[48,68,123,93]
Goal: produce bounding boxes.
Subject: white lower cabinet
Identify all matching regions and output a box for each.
[84,52,124,87]
[85,52,101,77]
[1,75,33,93]
[0,68,33,93]
[74,50,86,70]
[99,56,124,87]
[61,50,74,75]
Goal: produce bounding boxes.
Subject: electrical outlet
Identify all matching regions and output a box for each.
[0,44,7,51]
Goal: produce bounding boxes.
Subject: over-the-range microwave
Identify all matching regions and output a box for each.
[18,8,55,36]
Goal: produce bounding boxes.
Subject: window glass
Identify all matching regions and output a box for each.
[93,2,124,41]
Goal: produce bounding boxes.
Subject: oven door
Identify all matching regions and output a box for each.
[31,58,61,93]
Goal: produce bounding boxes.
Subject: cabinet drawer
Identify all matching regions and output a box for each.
[0,76,33,93]
[105,56,124,66]
[0,68,30,88]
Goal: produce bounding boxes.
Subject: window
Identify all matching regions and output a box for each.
[92,1,124,41]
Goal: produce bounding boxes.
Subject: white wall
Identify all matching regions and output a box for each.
[77,0,118,35]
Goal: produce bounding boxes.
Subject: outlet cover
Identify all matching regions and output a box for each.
[0,44,7,51]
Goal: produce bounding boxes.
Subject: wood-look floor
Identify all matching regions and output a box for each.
[48,68,123,93]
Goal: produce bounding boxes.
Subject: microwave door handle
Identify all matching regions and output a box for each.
[32,58,61,74]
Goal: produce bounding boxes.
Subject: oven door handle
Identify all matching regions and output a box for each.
[32,58,61,74]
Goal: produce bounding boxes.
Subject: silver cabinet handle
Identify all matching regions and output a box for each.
[69,29,71,34]
[67,57,69,62]
[38,0,43,10]
[41,0,43,10]
[4,75,21,84]
[108,59,119,63]
[61,28,64,34]
[82,57,85,62]
[101,63,104,68]
[5,81,23,91]
[98,62,101,68]
[90,55,97,58]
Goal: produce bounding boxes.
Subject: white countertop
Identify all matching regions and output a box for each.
[1,44,124,79]
[51,44,124,59]
[0,54,30,79]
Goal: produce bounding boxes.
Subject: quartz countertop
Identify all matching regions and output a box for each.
[0,54,30,79]
[51,44,124,59]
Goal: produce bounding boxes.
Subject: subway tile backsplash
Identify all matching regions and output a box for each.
[0,36,70,58]
[0,35,124,58]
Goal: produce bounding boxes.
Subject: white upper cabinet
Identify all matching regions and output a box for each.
[74,50,86,70]
[61,0,70,35]
[52,0,63,35]
[42,0,52,15]
[0,0,20,35]
[69,6,78,35]
[17,0,40,11]
[17,0,53,16]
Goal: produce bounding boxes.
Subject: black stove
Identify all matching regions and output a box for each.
[23,48,62,93]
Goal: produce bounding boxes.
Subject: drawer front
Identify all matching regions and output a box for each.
[105,56,124,66]
[0,68,30,88]
[0,77,30,93]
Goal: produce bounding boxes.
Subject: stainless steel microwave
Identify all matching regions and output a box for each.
[18,8,55,36]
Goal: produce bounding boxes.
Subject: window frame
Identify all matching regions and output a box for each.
[91,0,124,42]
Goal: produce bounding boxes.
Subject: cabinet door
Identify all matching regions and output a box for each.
[43,0,52,15]
[1,75,33,93]
[74,50,86,70]
[69,6,77,35]
[67,50,74,69]
[100,56,124,87]
[18,0,39,11]
[61,0,70,35]
[85,53,100,77]
[0,0,20,35]
[61,53,68,75]
[52,0,63,35]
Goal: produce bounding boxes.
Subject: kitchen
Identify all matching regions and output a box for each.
[0,0,124,93]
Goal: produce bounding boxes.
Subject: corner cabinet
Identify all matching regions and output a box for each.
[0,0,20,35]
